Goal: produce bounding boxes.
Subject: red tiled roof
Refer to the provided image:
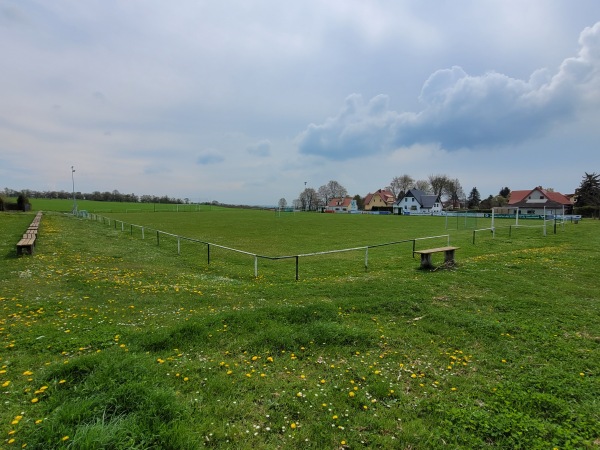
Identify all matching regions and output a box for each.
[327,197,353,208]
[508,187,572,206]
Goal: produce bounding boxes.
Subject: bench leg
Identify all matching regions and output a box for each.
[420,253,433,269]
[444,249,455,264]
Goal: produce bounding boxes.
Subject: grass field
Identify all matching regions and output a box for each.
[1,205,599,449]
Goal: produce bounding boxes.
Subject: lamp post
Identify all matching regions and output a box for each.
[71,166,77,215]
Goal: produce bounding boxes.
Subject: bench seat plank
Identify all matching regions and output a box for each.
[414,246,459,269]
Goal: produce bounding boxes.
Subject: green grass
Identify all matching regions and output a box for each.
[1,207,599,449]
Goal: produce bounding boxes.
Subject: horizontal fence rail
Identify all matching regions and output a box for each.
[85,213,455,280]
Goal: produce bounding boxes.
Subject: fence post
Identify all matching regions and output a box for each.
[364,247,369,271]
[254,255,258,277]
[142,227,145,240]
[157,231,160,246]
[412,239,416,257]
[473,230,476,244]
[177,237,181,255]
[207,244,210,264]
[121,222,124,232]
[295,256,299,281]
[131,225,133,235]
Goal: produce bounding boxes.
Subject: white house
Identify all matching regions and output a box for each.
[394,189,443,215]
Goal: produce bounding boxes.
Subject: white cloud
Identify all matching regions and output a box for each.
[299,22,600,158]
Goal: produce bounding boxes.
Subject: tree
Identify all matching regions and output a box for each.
[387,174,414,199]
[444,178,464,209]
[499,187,511,198]
[467,187,481,209]
[278,198,287,209]
[353,194,364,210]
[575,172,600,217]
[428,174,449,198]
[318,180,348,206]
[299,188,319,211]
[414,179,431,193]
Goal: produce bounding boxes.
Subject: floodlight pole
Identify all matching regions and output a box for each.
[71,166,78,215]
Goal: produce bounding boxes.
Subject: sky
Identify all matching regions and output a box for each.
[1,1,599,206]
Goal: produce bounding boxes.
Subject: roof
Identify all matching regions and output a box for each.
[508,187,573,207]
[327,197,353,208]
[398,189,441,208]
[364,189,395,205]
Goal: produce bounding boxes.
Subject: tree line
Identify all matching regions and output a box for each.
[2,188,186,205]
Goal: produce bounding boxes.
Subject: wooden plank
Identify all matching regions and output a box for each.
[414,246,458,255]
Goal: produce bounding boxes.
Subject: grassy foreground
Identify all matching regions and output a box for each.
[1,208,599,449]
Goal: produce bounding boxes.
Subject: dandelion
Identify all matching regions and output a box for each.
[31,398,39,403]
[61,436,69,442]
[290,422,297,430]
[8,438,15,444]
[332,415,338,420]
[348,391,355,398]
[296,392,303,398]
[2,380,10,387]
[266,356,274,363]
[58,380,66,384]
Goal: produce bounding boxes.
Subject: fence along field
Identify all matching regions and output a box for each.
[1,207,598,448]
[90,208,571,280]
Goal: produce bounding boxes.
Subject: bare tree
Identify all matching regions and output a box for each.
[387,174,414,199]
[278,198,287,209]
[428,174,450,198]
[299,188,319,211]
[444,178,465,208]
[414,179,431,193]
[318,180,348,206]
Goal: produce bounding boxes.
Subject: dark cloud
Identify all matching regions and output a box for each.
[196,150,224,165]
[299,22,600,159]
[246,139,271,157]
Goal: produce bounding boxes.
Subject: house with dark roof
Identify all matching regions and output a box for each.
[363,189,395,212]
[325,196,357,213]
[507,186,573,215]
[394,189,442,215]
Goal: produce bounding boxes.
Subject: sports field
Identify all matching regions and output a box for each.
[1,204,598,449]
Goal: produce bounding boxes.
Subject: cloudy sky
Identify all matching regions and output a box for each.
[1,1,599,205]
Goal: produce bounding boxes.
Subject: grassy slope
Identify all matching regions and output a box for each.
[1,209,599,449]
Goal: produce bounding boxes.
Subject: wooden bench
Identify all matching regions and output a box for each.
[16,237,36,255]
[414,246,459,269]
[16,212,42,256]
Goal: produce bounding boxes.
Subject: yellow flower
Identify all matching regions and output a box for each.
[290,422,297,429]
[2,380,10,387]
[296,392,303,397]
[62,436,69,441]
[348,391,355,397]
[31,398,39,403]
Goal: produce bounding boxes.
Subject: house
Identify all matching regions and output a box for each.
[363,189,395,212]
[325,196,358,213]
[507,186,573,215]
[394,189,443,215]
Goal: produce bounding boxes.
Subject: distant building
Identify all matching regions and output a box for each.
[394,189,443,215]
[507,186,573,215]
[325,197,358,213]
[363,189,395,212]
